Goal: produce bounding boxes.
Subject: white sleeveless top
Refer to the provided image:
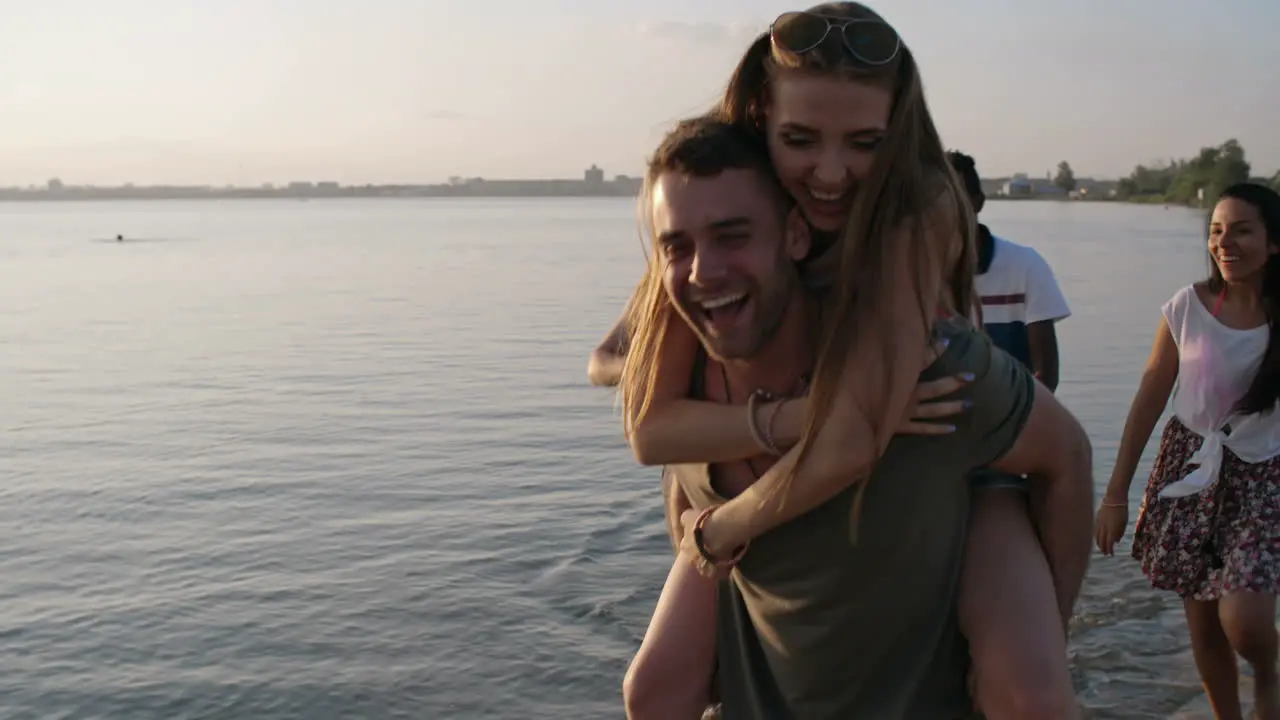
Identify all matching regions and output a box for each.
[1159,284,1280,498]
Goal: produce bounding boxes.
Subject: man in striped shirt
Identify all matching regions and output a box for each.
[948,151,1071,391]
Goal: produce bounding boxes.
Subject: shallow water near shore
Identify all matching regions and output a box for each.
[0,197,1258,718]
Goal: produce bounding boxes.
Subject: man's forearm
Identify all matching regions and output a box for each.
[587,316,631,387]
[1026,321,1060,392]
[1029,436,1094,629]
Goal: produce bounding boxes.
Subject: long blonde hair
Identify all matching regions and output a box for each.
[719,3,977,524]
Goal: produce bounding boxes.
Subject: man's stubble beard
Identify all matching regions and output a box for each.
[679,260,799,365]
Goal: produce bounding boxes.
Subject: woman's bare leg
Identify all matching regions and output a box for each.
[959,488,1079,719]
[1219,591,1280,719]
[1184,598,1243,719]
[623,556,719,720]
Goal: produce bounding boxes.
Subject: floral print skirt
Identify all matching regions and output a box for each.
[1132,415,1280,600]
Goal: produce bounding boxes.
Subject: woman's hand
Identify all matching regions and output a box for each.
[1094,495,1129,556]
[895,336,972,435]
[898,373,972,435]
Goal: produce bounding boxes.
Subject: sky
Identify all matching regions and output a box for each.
[1,0,1276,186]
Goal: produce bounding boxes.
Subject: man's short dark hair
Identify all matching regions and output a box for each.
[645,115,786,203]
[946,150,984,203]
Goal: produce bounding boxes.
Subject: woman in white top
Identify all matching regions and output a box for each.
[1097,182,1280,718]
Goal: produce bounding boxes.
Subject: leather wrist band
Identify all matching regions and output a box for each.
[693,506,749,567]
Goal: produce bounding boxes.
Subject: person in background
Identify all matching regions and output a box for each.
[1097,183,1280,719]
[947,151,1071,391]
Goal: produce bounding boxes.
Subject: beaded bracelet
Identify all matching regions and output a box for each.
[763,397,787,454]
[747,390,784,456]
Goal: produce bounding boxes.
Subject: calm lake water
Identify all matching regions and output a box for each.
[0,198,1227,718]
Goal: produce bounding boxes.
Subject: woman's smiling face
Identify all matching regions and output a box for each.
[765,71,892,233]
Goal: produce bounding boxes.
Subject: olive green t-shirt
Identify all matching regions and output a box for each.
[670,319,1036,719]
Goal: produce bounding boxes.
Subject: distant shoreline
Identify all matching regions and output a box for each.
[0,170,1130,204]
[0,188,1200,207]
[987,195,1115,203]
[0,191,1136,204]
[0,187,641,203]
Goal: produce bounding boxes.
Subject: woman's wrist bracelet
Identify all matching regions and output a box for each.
[693,506,749,567]
[747,391,783,456]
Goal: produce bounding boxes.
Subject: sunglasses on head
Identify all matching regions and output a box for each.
[769,11,901,66]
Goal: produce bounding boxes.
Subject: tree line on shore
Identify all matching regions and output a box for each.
[1049,139,1280,205]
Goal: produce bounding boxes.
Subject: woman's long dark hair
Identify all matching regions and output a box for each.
[1210,182,1280,415]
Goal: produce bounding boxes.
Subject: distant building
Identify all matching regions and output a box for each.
[460,178,586,195]
[1029,178,1065,196]
[613,175,642,194]
[979,178,1006,197]
[991,172,1117,200]
[47,177,63,192]
[1003,174,1032,197]
[584,165,604,185]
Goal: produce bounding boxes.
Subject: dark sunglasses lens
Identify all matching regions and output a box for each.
[772,12,830,53]
[842,22,898,63]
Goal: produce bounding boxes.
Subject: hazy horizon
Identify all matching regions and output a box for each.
[3,0,1277,187]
